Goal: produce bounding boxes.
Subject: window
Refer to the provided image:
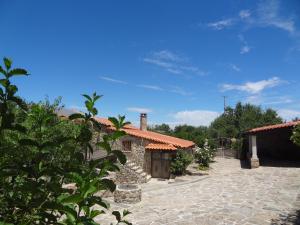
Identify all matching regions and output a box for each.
[122,141,132,152]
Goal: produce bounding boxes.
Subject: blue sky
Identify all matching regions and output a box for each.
[1,0,300,127]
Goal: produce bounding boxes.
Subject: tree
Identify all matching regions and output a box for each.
[0,58,131,224]
[209,102,282,139]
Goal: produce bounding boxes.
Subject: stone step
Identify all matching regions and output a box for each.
[127,163,135,167]
[136,169,143,174]
[146,175,151,182]
[131,166,139,171]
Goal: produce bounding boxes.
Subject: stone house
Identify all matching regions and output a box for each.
[92,113,195,181]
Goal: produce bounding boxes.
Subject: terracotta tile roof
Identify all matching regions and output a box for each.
[93,117,195,149]
[145,143,177,150]
[248,120,300,133]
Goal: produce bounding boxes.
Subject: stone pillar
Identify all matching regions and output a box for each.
[249,135,259,168]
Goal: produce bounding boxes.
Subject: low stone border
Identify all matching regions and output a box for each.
[114,184,141,204]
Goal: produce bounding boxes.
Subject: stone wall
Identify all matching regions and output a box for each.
[116,164,146,184]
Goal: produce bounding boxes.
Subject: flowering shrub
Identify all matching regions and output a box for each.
[194,140,215,168]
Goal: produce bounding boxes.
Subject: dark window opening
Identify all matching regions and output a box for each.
[122,141,132,152]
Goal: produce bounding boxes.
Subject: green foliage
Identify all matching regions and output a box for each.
[194,141,215,168]
[291,125,300,146]
[0,58,131,224]
[209,102,282,139]
[170,151,193,175]
[151,124,209,148]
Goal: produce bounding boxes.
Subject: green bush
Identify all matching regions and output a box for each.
[170,151,193,175]
[291,125,300,146]
[194,141,215,168]
[0,58,131,224]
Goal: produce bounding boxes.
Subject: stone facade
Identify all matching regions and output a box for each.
[114,184,142,204]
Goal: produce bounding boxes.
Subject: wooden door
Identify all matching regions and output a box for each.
[151,151,170,179]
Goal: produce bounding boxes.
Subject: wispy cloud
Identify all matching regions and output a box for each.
[172,110,220,126]
[240,46,251,54]
[99,76,127,84]
[256,0,295,34]
[239,10,251,19]
[206,0,297,35]
[169,86,192,96]
[221,77,283,94]
[245,95,293,105]
[137,84,164,91]
[229,63,241,72]
[143,50,207,76]
[207,19,234,30]
[277,109,300,121]
[238,34,251,54]
[127,107,152,113]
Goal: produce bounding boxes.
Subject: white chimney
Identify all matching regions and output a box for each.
[140,113,147,131]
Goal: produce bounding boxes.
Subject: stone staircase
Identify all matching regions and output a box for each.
[124,159,151,183]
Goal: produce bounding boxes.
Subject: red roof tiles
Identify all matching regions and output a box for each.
[93,117,195,149]
[145,143,177,150]
[248,120,300,133]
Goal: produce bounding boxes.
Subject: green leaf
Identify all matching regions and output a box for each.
[8,68,29,77]
[123,209,131,217]
[96,141,112,153]
[69,113,85,120]
[90,209,104,218]
[108,117,120,129]
[110,130,126,141]
[0,222,14,225]
[82,94,92,102]
[66,172,84,187]
[0,79,8,87]
[60,194,83,204]
[82,183,97,198]
[3,57,12,70]
[112,211,121,222]
[0,66,6,75]
[7,84,18,95]
[100,179,116,192]
[19,138,39,147]
[89,196,110,209]
[8,96,27,110]
[112,150,127,164]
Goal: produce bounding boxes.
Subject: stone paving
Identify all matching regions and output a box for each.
[96,157,300,225]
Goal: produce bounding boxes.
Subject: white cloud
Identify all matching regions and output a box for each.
[239,10,251,19]
[169,86,192,96]
[137,84,163,91]
[245,95,293,105]
[257,0,295,34]
[152,50,184,62]
[222,77,282,94]
[172,110,220,126]
[99,76,127,84]
[207,19,234,30]
[206,0,296,35]
[277,109,300,121]
[143,50,207,76]
[229,64,241,72]
[127,107,152,113]
[240,46,251,54]
[238,34,251,54]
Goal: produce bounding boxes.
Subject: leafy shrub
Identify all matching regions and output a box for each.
[194,141,215,168]
[291,125,300,146]
[0,58,131,224]
[170,151,193,175]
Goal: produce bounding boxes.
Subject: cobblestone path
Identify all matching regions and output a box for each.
[96,158,300,225]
